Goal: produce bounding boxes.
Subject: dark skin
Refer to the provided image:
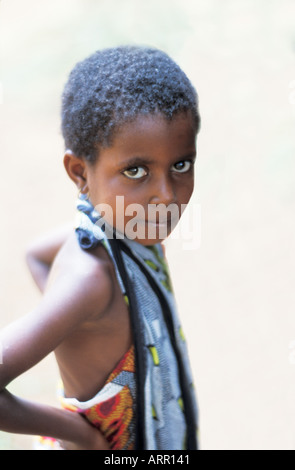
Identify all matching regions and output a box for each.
[0,112,197,449]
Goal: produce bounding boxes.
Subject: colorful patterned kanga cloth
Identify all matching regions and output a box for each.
[34,345,136,450]
[60,345,136,450]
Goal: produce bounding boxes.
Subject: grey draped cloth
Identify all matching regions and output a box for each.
[75,194,198,450]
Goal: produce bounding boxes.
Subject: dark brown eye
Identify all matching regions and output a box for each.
[173,161,192,173]
[123,166,148,179]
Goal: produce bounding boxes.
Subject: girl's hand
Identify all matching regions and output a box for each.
[59,414,110,450]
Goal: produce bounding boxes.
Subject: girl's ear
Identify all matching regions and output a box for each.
[63,150,89,194]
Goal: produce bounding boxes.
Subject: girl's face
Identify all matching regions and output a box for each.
[85,112,197,245]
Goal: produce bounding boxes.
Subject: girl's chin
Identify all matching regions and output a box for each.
[124,223,172,245]
[131,237,165,246]
[102,220,173,244]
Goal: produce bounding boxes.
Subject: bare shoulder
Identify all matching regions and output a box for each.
[0,233,115,389]
[45,231,114,320]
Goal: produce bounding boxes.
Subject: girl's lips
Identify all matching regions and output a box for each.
[142,219,171,226]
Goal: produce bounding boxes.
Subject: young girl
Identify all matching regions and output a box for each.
[0,46,201,450]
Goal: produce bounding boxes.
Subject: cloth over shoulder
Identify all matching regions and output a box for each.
[75,195,199,450]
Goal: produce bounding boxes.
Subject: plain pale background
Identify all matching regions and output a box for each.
[0,0,294,450]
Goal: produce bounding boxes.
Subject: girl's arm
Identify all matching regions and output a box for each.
[0,390,109,450]
[0,255,112,449]
[26,224,73,293]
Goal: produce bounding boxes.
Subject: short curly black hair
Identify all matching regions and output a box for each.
[61,46,200,163]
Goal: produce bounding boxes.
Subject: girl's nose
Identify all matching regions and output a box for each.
[149,176,176,205]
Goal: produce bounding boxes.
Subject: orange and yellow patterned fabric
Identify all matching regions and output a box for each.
[80,346,135,450]
[61,345,136,450]
[34,345,136,450]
